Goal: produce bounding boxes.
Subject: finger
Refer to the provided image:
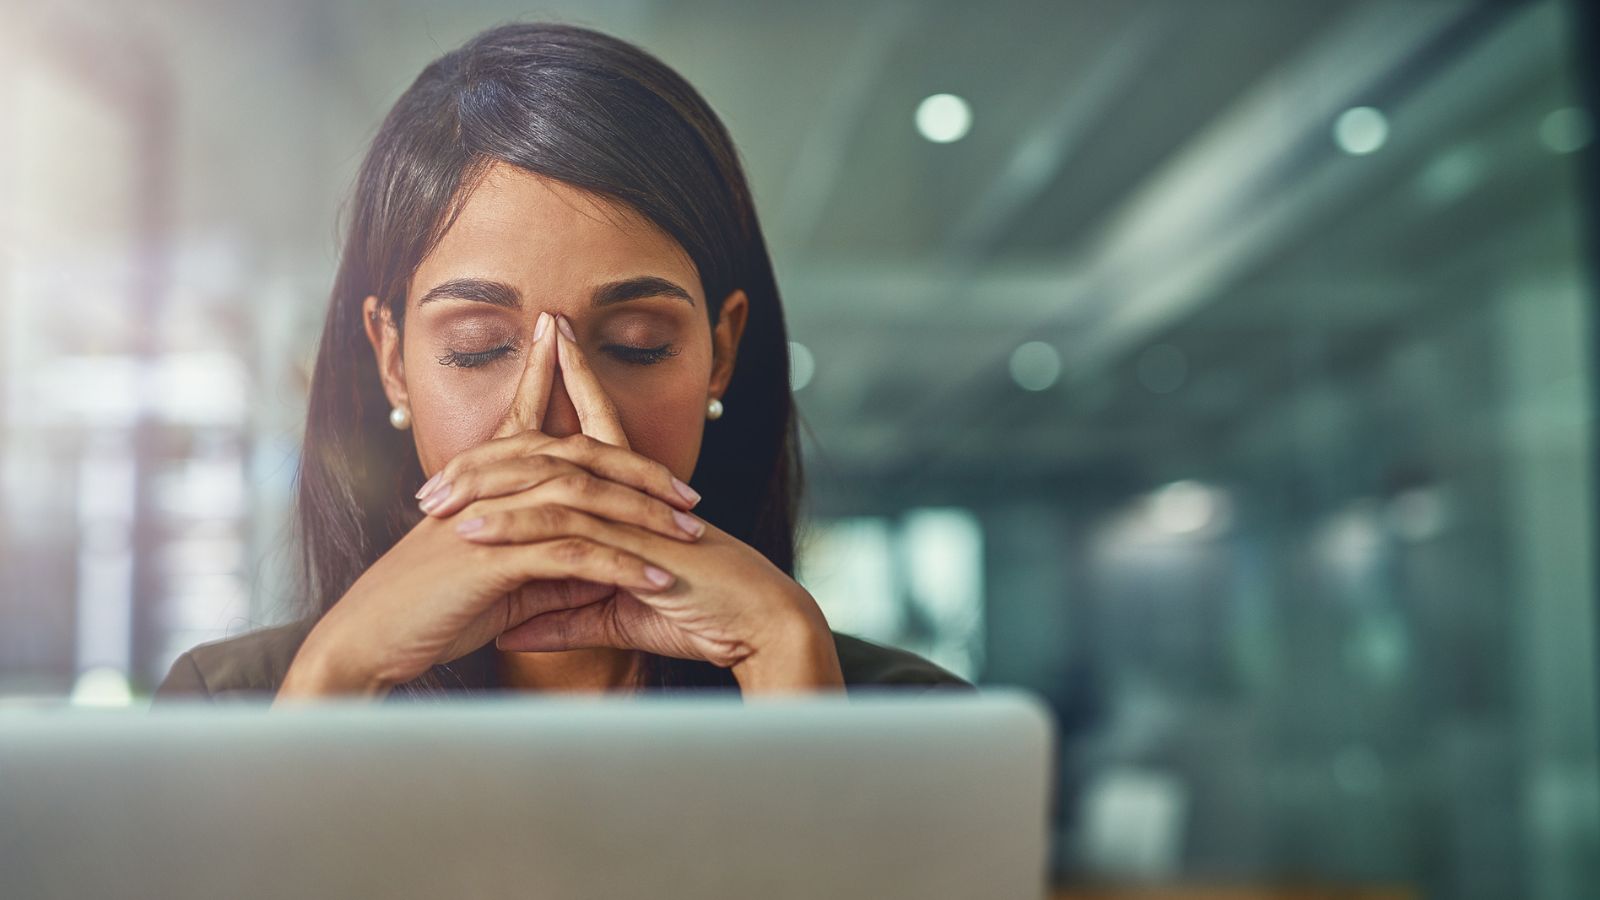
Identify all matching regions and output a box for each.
[554,314,629,448]
[500,577,619,625]
[495,599,620,652]
[423,431,700,514]
[443,467,706,541]
[483,533,675,596]
[493,310,557,439]
[497,593,682,656]
[421,454,581,518]
[454,501,682,563]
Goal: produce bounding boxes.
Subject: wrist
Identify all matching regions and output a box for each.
[273,620,393,704]
[731,591,844,695]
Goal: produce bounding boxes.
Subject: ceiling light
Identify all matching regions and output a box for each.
[1009,341,1060,391]
[915,93,973,144]
[1334,106,1388,156]
[1540,107,1594,154]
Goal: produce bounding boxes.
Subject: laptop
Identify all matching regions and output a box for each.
[0,689,1054,899]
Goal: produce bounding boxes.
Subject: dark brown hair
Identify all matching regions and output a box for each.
[293,22,800,693]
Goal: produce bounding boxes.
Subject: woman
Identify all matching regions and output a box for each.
[156,21,967,702]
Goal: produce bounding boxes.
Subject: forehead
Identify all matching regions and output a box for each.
[409,161,702,305]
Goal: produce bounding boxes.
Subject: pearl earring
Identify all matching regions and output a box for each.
[389,405,411,430]
[706,397,724,420]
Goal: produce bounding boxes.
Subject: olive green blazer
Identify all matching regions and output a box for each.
[154,618,974,701]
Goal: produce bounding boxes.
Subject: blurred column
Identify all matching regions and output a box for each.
[978,498,1104,881]
[1495,265,1600,897]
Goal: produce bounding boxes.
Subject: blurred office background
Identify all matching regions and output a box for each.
[1,0,1597,895]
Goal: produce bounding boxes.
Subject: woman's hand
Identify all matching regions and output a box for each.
[476,508,841,692]
[275,312,708,702]
[423,312,845,694]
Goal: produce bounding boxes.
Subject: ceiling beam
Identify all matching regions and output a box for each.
[940,7,1171,261]
[1055,0,1498,380]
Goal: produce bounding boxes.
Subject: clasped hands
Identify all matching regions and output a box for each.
[302,309,844,698]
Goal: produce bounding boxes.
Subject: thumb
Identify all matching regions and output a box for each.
[493,311,557,438]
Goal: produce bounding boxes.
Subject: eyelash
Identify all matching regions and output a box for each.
[605,342,680,366]
[434,342,679,368]
[436,343,519,368]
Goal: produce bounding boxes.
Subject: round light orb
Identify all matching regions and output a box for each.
[1334,106,1389,156]
[1009,341,1061,391]
[1540,107,1594,154]
[916,93,973,144]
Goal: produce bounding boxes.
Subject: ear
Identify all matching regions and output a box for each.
[362,295,408,412]
[708,289,749,401]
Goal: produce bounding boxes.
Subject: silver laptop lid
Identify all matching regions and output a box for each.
[1,690,1054,900]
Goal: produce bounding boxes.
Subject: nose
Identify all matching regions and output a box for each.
[538,367,584,439]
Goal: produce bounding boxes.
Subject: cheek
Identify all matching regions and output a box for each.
[610,369,707,482]
[403,360,711,482]
[406,367,511,474]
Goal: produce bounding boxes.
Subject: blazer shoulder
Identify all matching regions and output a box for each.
[153,617,320,702]
[152,621,972,699]
[830,631,975,692]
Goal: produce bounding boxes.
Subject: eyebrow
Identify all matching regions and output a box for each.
[416,275,696,309]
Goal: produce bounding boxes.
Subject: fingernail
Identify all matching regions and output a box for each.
[556,314,576,342]
[418,481,452,513]
[643,565,673,588]
[673,509,706,539]
[671,477,701,507]
[533,311,550,341]
[415,471,442,500]
[455,516,485,535]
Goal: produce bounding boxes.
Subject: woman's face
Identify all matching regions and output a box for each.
[363,161,747,482]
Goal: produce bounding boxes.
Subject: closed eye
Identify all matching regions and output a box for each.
[604,343,679,366]
[436,344,517,368]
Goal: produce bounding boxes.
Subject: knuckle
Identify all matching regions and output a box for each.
[516,455,562,491]
[525,454,563,478]
[502,457,546,489]
[552,537,592,563]
[644,496,673,528]
[548,458,587,483]
[556,471,595,497]
[434,458,461,485]
[611,548,641,574]
[531,504,570,534]
[650,460,675,486]
[508,432,547,454]
[565,433,600,455]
